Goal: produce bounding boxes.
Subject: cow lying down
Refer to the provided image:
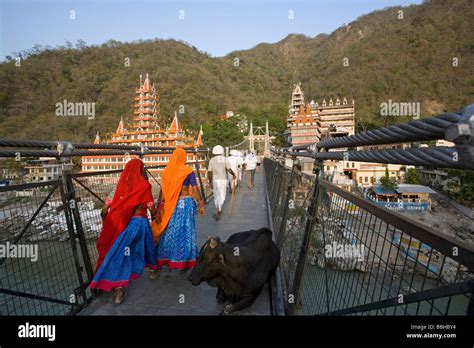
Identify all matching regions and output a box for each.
[188,228,280,315]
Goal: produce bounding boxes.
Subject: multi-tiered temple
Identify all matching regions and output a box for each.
[81,74,205,179]
[286,83,355,146]
[285,83,411,193]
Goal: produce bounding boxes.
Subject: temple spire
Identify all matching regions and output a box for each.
[142,73,151,92]
[93,131,100,144]
[289,82,305,115]
[195,126,203,147]
[168,111,180,133]
[116,116,124,134]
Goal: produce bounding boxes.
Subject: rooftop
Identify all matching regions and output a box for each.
[372,184,437,195]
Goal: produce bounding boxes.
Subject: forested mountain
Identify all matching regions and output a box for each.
[0,0,472,142]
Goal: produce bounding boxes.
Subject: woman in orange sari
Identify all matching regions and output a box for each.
[151,148,205,276]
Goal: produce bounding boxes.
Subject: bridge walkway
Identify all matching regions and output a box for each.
[80,168,271,315]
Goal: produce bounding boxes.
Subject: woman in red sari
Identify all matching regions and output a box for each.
[90,158,158,304]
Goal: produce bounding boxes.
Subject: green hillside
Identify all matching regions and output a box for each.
[0,0,472,143]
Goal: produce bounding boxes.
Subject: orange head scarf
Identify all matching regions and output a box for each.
[152,148,193,241]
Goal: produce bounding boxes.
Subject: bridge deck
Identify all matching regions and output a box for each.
[80,168,271,315]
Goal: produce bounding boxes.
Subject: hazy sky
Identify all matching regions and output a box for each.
[0,0,423,58]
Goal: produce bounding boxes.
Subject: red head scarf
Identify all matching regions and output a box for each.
[152,148,193,241]
[95,158,154,271]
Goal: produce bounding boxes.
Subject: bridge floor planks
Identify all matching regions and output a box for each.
[80,167,271,316]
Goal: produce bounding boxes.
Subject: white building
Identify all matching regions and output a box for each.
[24,158,73,182]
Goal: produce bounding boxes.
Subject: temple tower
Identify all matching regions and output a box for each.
[289,83,305,115]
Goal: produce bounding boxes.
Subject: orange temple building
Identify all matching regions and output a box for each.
[81,74,206,179]
[286,83,355,146]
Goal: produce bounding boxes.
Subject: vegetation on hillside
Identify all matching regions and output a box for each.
[0,0,472,144]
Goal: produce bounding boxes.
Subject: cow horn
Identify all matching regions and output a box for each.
[209,238,217,249]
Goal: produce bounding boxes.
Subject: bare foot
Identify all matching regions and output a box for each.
[149,269,159,280]
[114,287,126,304]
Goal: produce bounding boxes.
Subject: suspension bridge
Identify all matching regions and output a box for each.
[0,105,473,316]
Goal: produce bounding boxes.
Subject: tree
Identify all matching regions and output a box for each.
[380,167,398,191]
[405,168,420,184]
[445,169,474,207]
[202,119,244,149]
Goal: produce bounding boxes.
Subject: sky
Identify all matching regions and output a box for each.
[0,0,423,59]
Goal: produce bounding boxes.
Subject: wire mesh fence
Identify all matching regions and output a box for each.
[0,161,212,315]
[264,158,474,316]
[0,181,85,315]
[264,158,316,313]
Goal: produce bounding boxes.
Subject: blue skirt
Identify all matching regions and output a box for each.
[157,197,199,269]
[90,216,157,291]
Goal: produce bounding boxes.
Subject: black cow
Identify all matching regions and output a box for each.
[188,228,280,315]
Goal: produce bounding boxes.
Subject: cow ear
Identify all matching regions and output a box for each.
[218,253,225,265]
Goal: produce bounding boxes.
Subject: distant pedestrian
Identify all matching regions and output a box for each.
[237,151,244,187]
[208,145,235,220]
[256,154,262,173]
[227,149,242,193]
[244,150,258,189]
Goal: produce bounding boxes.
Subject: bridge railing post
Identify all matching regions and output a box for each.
[194,148,208,202]
[288,158,323,315]
[272,163,288,235]
[63,171,95,283]
[58,177,89,311]
[269,160,280,211]
[277,159,297,248]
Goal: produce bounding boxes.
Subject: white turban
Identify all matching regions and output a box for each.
[212,145,224,155]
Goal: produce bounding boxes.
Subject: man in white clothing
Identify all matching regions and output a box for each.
[226,149,243,193]
[237,151,244,187]
[244,150,258,189]
[208,145,235,220]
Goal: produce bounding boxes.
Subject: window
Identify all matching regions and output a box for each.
[365,177,368,183]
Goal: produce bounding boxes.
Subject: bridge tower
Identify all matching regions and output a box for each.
[264,121,270,157]
[249,121,254,152]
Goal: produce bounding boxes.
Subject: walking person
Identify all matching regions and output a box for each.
[256,154,262,173]
[227,149,241,194]
[244,150,258,189]
[237,151,244,188]
[208,145,235,221]
[90,158,158,304]
[152,148,205,272]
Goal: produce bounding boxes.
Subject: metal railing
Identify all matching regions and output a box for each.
[0,181,85,315]
[265,104,474,316]
[265,158,474,316]
[0,162,212,315]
